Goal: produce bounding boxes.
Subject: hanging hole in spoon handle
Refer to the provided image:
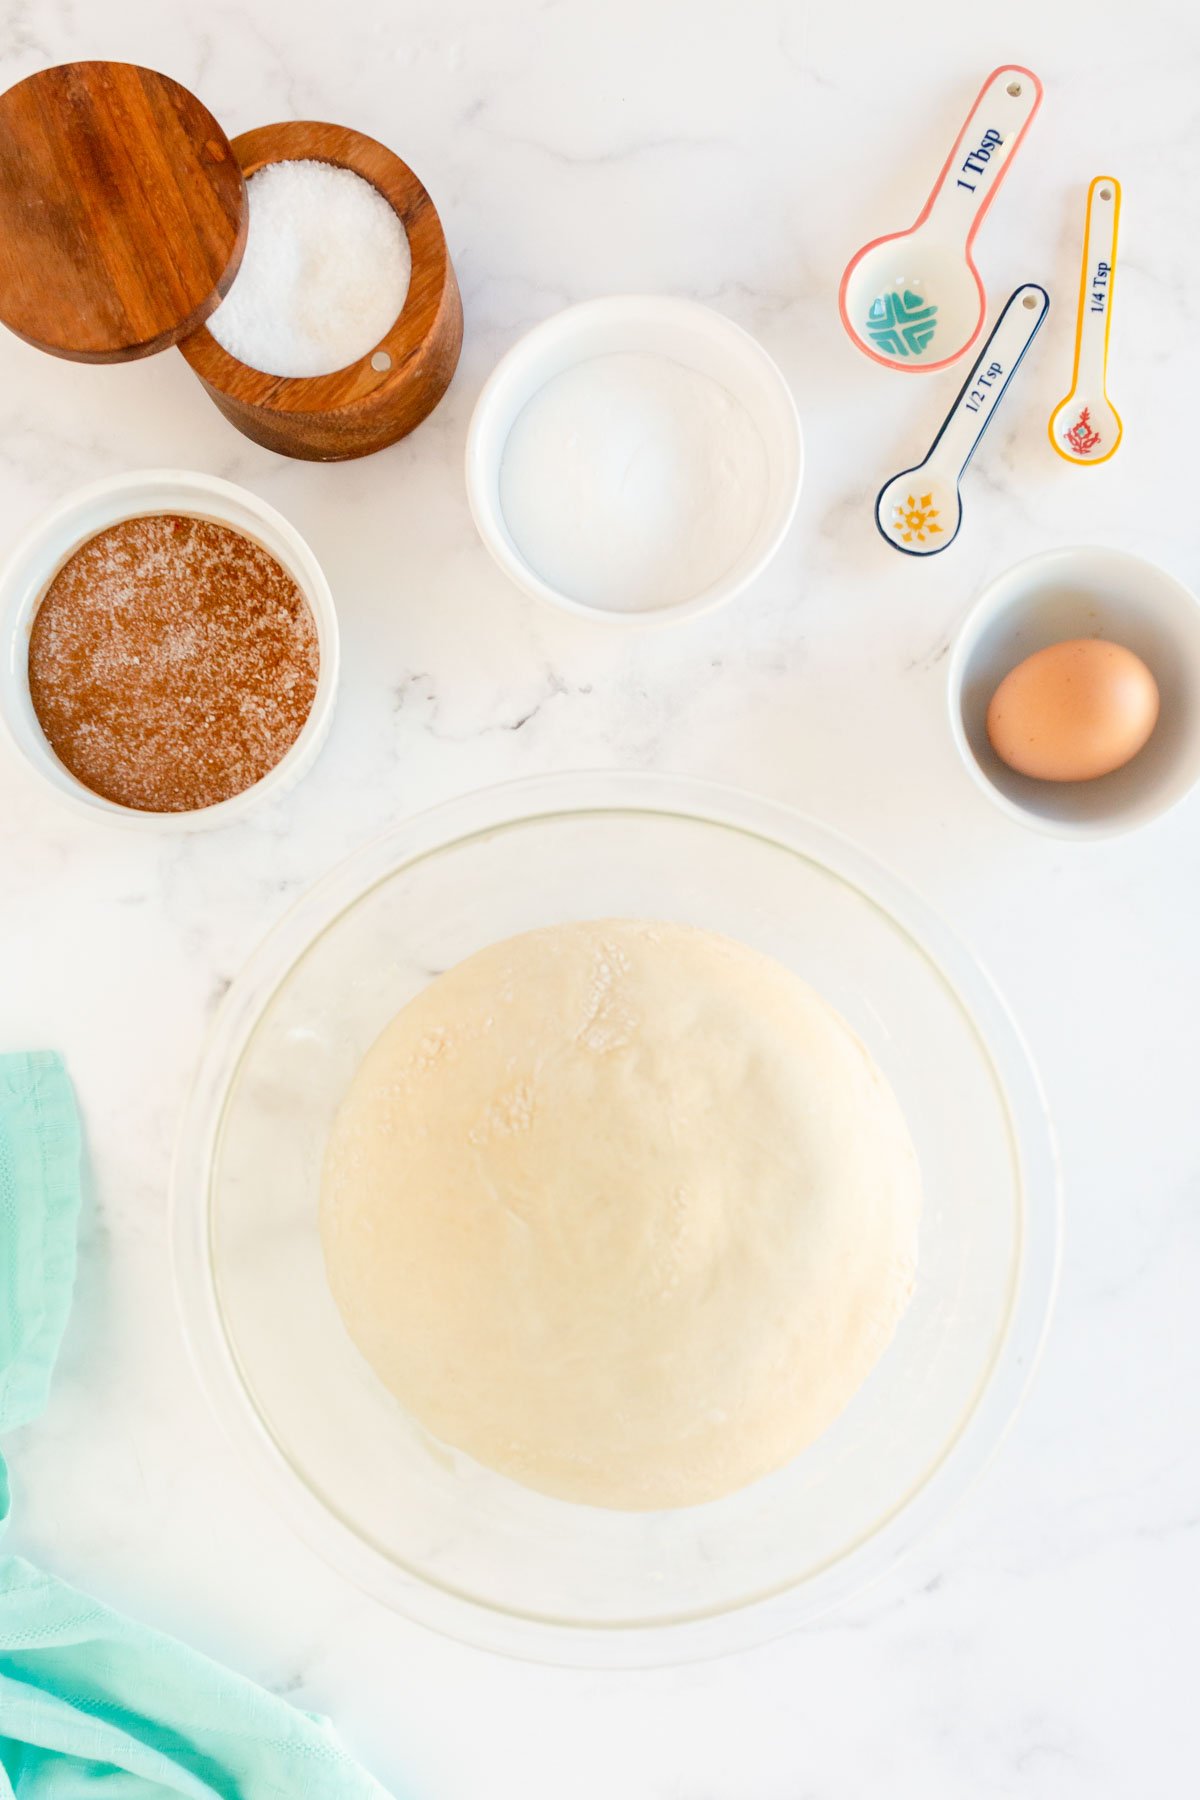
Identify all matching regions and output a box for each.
[1049,176,1123,465]
[920,66,1045,246]
[924,284,1050,484]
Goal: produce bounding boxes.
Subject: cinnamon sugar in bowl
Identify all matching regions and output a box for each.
[0,471,337,829]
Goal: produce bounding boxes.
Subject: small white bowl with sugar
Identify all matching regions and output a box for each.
[466,297,803,626]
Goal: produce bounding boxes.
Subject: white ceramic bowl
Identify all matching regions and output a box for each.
[172,772,1060,1667]
[0,469,338,831]
[465,297,803,625]
[948,546,1200,839]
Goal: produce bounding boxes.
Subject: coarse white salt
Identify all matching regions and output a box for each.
[208,159,412,378]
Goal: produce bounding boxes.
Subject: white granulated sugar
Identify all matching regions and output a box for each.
[208,160,412,378]
[498,351,769,613]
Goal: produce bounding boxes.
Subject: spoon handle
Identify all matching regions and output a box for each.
[1071,176,1121,394]
[922,66,1043,246]
[925,284,1050,482]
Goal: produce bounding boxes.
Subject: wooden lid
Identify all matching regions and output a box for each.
[0,61,247,363]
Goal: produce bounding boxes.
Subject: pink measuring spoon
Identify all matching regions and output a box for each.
[840,65,1044,373]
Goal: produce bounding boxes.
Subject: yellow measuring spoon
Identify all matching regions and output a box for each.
[1049,177,1122,464]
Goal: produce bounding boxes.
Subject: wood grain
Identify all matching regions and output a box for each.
[0,61,246,362]
[179,121,463,462]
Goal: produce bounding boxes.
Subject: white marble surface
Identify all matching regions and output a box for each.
[2,0,1198,1793]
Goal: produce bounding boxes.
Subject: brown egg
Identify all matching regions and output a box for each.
[987,638,1160,782]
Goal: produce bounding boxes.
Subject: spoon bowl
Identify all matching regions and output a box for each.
[1049,390,1123,462]
[843,233,984,371]
[875,468,963,553]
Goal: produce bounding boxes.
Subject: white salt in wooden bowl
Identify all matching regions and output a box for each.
[0,470,339,830]
[180,123,462,462]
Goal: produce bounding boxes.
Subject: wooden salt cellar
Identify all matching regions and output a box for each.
[0,63,462,462]
[179,122,463,461]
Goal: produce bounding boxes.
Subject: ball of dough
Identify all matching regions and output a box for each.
[320,920,921,1510]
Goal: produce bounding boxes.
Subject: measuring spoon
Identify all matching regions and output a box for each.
[1049,177,1123,464]
[840,66,1043,373]
[875,283,1049,556]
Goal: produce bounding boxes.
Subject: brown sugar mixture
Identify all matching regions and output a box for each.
[28,514,320,812]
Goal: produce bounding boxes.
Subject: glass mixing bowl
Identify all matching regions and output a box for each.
[171,773,1060,1666]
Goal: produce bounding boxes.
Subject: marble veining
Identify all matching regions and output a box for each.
[2,2,1199,1795]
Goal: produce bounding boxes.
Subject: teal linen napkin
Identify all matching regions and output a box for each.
[0,1052,391,1800]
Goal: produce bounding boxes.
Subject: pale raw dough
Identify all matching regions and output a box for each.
[320,920,922,1510]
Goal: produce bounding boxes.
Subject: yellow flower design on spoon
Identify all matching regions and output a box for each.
[892,494,943,544]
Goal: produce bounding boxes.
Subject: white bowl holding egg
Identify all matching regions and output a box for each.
[949,546,1200,839]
